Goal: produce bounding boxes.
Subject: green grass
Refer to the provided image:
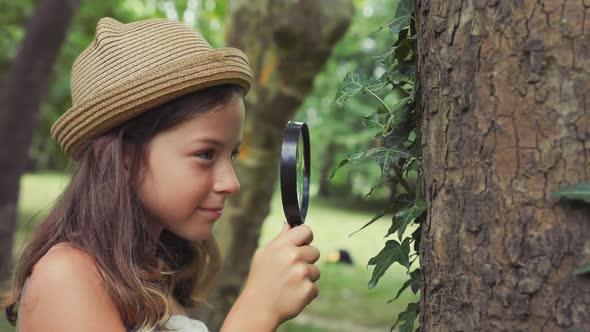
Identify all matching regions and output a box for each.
[3,173,418,332]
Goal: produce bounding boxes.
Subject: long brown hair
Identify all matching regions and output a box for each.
[1,84,244,331]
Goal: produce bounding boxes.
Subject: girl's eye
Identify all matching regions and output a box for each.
[195,150,240,161]
[195,150,215,161]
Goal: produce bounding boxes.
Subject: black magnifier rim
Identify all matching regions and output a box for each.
[280,121,311,227]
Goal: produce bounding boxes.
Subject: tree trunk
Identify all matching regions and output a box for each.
[189,0,353,329]
[417,0,590,330]
[0,0,79,285]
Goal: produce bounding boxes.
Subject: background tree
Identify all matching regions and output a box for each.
[0,0,79,285]
[191,0,355,329]
[416,0,590,330]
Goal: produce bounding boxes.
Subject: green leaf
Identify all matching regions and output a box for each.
[350,208,389,237]
[574,263,590,275]
[329,159,349,180]
[387,199,426,239]
[362,112,388,128]
[365,177,388,199]
[368,238,411,289]
[389,269,420,302]
[386,16,409,35]
[393,302,419,332]
[386,0,414,34]
[337,147,411,178]
[390,279,413,303]
[335,72,387,108]
[552,182,590,203]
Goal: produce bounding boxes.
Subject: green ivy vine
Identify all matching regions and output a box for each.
[332,0,590,330]
[331,0,423,330]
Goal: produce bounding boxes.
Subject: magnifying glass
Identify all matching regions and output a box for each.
[280,121,311,227]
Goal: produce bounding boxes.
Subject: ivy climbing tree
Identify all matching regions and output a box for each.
[335,0,590,331]
[333,0,423,330]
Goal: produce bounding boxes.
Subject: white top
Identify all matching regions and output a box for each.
[16,245,209,332]
[159,315,209,332]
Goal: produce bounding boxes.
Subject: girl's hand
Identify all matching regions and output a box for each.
[241,222,321,325]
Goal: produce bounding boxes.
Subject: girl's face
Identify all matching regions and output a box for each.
[136,95,245,241]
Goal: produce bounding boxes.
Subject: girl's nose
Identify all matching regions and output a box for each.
[213,161,240,195]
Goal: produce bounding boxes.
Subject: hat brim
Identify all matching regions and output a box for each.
[51,47,252,159]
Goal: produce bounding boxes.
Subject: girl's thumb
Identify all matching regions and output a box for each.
[280,222,291,234]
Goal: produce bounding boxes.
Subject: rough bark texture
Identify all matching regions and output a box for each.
[189,1,353,329]
[417,0,590,330]
[0,0,79,285]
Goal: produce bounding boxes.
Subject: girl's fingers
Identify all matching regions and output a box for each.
[286,224,314,246]
[296,245,320,264]
[307,264,321,282]
[304,281,319,305]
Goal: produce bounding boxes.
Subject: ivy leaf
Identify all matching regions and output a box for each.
[350,207,390,237]
[392,302,419,332]
[385,0,414,34]
[368,238,411,289]
[574,263,590,275]
[397,61,417,76]
[328,159,349,180]
[387,16,410,35]
[368,147,412,177]
[403,157,421,176]
[552,182,590,203]
[365,177,389,199]
[391,97,412,120]
[333,147,412,179]
[376,148,404,177]
[387,198,426,239]
[335,72,387,108]
[389,269,421,302]
[363,112,388,128]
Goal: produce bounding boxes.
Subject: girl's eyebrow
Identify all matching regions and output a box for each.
[193,137,242,148]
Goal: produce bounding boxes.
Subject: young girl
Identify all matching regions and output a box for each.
[1,17,320,332]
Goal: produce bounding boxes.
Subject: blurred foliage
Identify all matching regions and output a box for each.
[0,0,226,171]
[1,0,401,204]
[293,0,400,201]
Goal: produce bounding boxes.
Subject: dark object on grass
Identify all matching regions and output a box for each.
[326,249,354,265]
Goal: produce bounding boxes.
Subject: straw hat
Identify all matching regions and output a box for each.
[51,17,253,159]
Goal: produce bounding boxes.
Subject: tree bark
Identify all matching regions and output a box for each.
[189,0,354,329]
[0,0,79,285]
[417,0,590,330]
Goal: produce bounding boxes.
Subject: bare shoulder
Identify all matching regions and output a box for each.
[18,244,126,332]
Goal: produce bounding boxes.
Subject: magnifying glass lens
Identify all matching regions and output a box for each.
[280,121,310,226]
[296,135,305,208]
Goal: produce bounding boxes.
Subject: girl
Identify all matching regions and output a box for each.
[1,17,320,332]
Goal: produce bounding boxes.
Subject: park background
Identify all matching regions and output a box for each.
[0,0,418,331]
[3,0,589,331]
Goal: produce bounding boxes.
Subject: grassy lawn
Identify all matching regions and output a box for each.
[2,173,418,332]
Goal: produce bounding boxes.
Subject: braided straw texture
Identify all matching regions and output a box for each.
[51,17,253,159]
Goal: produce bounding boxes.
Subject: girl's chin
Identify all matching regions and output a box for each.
[172,227,213,242]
